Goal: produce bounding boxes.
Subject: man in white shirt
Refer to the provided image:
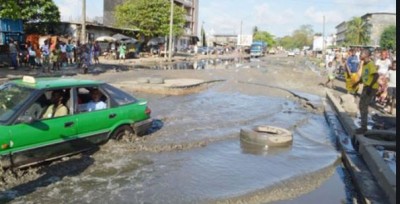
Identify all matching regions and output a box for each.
[375,50,392,75]
[79,89,107,112]
[385,60,396,114]
[375,50,392,105]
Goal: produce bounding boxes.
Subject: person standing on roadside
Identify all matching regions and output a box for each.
[352,49,379,134]
[93,41,101,64]
[375,49,392,106]
[345,49,360,95]
[8,38,19,70]
[385,60,396,115]
[118,43,126,63]
[66,40,75,65]
[40,39,51,72]
[59,41,68,66]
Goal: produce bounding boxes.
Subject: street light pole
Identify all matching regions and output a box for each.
[168,0,174,62]
[322,15,325,55]
[81,0,86,44]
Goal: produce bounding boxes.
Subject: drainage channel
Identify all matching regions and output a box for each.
[323,94,392,204]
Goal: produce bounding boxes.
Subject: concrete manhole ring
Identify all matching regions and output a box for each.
[149,77,164,84]
[240,125,293,147]
[137,77,150,84]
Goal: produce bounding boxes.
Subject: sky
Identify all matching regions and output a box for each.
[54,0,396,38]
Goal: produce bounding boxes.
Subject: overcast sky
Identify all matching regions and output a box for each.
[54,0,396,37]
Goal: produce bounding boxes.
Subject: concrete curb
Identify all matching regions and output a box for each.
[325,91,394,204]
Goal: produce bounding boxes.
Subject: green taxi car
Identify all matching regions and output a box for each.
[0,76,152,168]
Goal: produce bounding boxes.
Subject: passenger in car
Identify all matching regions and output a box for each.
[84,89,107,112]
[42,90,68,118]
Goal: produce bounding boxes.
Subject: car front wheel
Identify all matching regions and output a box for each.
[111,125,133,141]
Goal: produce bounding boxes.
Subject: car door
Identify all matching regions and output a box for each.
[8,89,77,166]
[73,86,120,144]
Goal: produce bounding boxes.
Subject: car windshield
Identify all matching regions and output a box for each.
[0,83,35,123]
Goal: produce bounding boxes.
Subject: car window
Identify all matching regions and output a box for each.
[101,83,137,106]
[77,87,108,113]
[40,89,70,119]
[0,83,35,123]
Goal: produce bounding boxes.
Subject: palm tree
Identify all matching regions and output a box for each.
[345,17,370,45]
[201,22,206,47]
[253,26,259,37]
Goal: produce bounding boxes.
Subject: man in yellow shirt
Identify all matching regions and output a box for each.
[352,49,379,134]
[42,90,68,119]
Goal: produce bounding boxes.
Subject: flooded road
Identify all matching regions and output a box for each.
[2,89,352,203]
[1,55,359,203]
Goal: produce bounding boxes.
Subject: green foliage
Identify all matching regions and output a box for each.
[0,0,60,22]
[277,24,314,49]
[115,0,186,38]
[345,17,370,45]
[252,26,258,36]
[253,30,275,46]
[380,25,396,50]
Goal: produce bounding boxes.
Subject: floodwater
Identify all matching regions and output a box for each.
[1,88,357,203]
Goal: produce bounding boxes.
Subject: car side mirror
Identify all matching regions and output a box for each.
[17,115,35,124]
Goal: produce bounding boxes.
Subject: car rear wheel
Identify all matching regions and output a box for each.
[111,125,133,141]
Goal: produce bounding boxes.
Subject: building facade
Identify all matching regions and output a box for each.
[361,13,396,46]
[335,12,396,47]
[103,0,199,49]
[335,21,347,46]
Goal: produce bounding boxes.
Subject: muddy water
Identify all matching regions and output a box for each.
[0,89,354,203]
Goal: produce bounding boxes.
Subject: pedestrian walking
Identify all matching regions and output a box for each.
[324,61,336,88]
[8,38,19,70]
[352,49,379,134]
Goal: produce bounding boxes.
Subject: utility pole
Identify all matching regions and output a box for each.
[240,20,243,58]
[168,0,174,62]
[81,0,86,44]
[322,15,325,56]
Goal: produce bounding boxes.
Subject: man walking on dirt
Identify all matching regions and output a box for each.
[352,49,379,134]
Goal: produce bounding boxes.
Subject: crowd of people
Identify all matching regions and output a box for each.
[323,47,396,124]
[8,37,103,72]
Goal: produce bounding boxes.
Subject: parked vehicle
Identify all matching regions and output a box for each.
[250,41,267,57]
[287,50,295,57]
[197,46,214,55]
[0,76,152,169]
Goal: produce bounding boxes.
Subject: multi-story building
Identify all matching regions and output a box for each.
[361,12,396,46]
[335,21,347,46]
[335,12,396,47]
[103,0,199,49]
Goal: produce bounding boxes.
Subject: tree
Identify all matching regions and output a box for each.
[291,24,314,48]
[345,17,370,45]
[253,31,275,47]
[276,25,314,49]
[115,0,186,39]
[0,0,60,23]
[380,25,396,50]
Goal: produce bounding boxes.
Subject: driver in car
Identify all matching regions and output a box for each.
[42,90,68,118]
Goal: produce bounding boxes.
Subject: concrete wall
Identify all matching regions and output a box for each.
[366,14,396,46]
